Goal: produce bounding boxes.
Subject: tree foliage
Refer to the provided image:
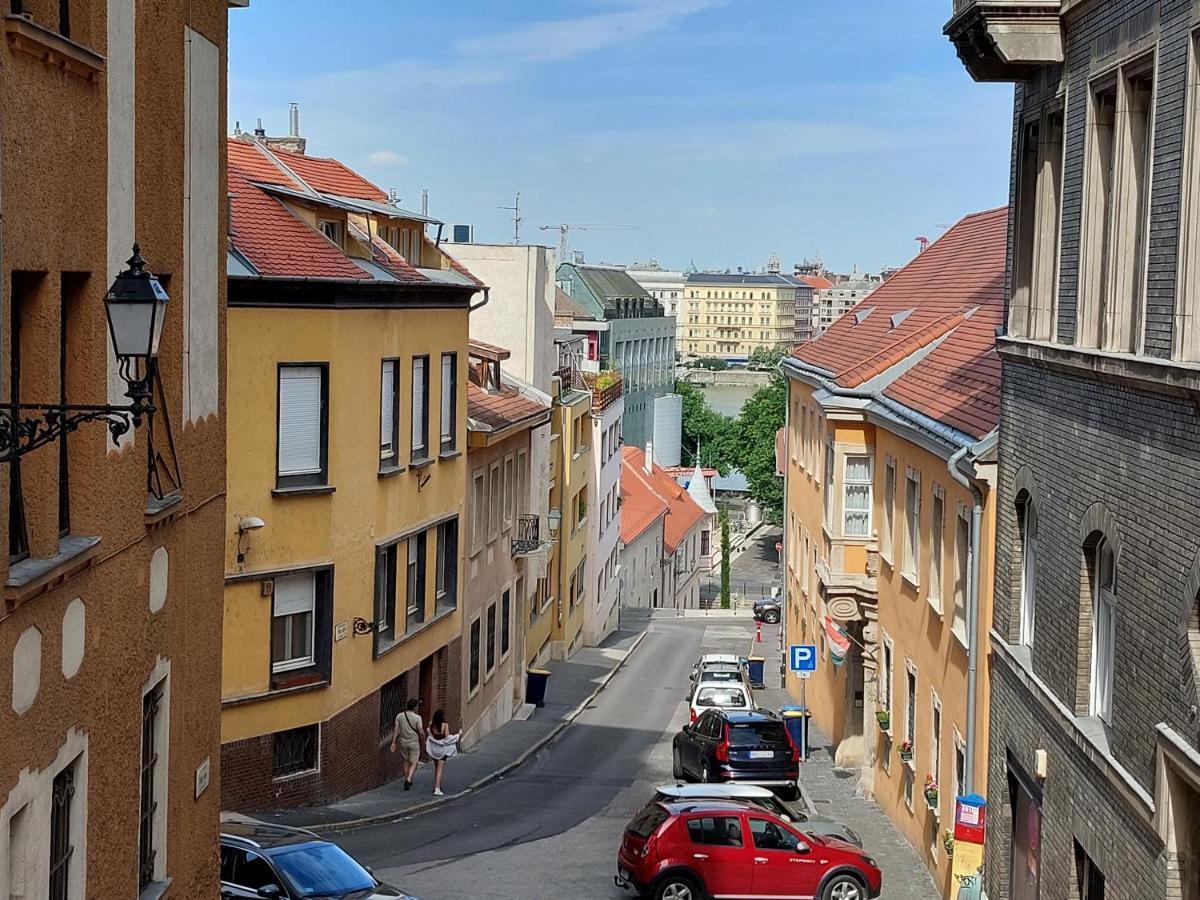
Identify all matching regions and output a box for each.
[747,346,787,371]
[734,368,787,522]
[676,379,738,476]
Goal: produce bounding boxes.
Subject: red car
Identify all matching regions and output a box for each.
[616,799,881,900]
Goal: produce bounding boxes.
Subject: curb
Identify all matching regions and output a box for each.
[301,629,649,834]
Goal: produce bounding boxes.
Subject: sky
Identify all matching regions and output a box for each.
[228,1,1015,275]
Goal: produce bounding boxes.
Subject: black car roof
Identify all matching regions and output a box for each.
[701,708,783,723]
[220,821,322,851]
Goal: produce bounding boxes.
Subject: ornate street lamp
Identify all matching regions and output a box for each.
[0,244,165,462]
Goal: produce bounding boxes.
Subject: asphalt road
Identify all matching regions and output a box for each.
[334,615,716,899]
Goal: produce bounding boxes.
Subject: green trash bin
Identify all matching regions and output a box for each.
[526,668,551,708]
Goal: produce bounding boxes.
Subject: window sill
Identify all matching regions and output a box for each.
[374,606,457,659]
[138,878,172,900]
[145,491,183,521]
[272,484,336,498]
[950,622,970,652]
[222,678,329,708]
[438,448,462,461]
[4,14,105,81]
[378,463,407,479]
[5,534,101,602]
[410,455,435,470]
[900,571,920,593]
[927,596,944,618]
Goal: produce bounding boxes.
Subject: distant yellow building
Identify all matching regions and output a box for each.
[220,138,481,808]
[680,271,800,359]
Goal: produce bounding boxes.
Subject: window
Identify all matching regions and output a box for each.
[411,356,430,461]
[930,694,942,802]
[701,529,711,557]
[929,489,944,612]
[575,486,588,530]
[488,462,501,541]
[406,532,427,632]
[502,454,515,531]
[1179,34,1200,360]
[685,816,744,847]
[436,519,458,614]
[378,671,410,742]
[58,274,85,536]
[1011,110,1064,340]
[953,509,970,646]
[905,664,917,764]
[272,723,318,778]
[380,359,398,464]
[469,618,481,692]
[273,572,316,672]
[1075,841,1106,900]
[902,473,920,580]
[440,352,457,454]
[954,730,966,802]
[501,588,511,657]
[1018,495,1038,646]
[749,817,797,851]
[882,460,896,561]
[823,442,835,529]
[220,848,277,893]
[48,760,76,900]
[138,681,165,890]
[1089,536,1117,722]
[374,544,398,650]
[1009,764,1042,900]
[317,219,344,247]
[277,364,327,488]
[486,603,497,674]
[842,455,872,537]
[880,636,893,713]
[470,470,485,553]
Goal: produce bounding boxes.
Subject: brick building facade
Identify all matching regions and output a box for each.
[947,1,1200,896]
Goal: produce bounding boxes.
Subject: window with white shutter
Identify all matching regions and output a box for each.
[272,573,316,672]
[440,352,457,453]
[380,360,398,464]
[411,356,429,461]
[277,365,326,487]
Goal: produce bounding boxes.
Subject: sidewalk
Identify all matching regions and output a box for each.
[751,623,939,900]
[236,618,648,834]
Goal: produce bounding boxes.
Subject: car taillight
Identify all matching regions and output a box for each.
[791,744,801,763]
[716,725,729,762]
[690,709,697,723]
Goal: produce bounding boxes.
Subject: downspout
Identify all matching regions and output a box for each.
[779,356,790,679]
[947,443,983,795]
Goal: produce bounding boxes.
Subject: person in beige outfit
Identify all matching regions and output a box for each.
[389,698,425,791]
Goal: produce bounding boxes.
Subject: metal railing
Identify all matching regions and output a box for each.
[512,514,540,557]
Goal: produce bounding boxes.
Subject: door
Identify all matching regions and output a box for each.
[682,713,715,776]
[683,814,755,897]
[749,817,820,898]
[220,847,286,898]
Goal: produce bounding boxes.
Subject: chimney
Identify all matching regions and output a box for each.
[288,102,300,137]
[644,442,654,474]
[254,117,266,139]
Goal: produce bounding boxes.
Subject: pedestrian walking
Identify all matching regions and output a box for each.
[425,708,460,797]
[389,698,425,791]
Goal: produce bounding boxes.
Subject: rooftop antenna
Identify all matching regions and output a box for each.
[915,236,930,253]
[500,192,522,244]
[421,188,429,217]
[388,188,400,205]
[288,102,300,137]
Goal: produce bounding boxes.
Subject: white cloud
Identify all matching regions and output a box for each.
[455,0,729,64]
[367,150,410,167]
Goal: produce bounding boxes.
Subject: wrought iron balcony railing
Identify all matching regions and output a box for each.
[512,514,541,557]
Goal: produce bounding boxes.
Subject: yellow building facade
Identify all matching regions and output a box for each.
[680,272,799,359]
[220,138,481,808]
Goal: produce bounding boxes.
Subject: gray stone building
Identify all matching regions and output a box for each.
[557,262,676,450]
[947,2,1200,898]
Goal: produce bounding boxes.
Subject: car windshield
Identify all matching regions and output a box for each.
[696,687,747,707]
[729,722,790,747]
[271,842,375,897]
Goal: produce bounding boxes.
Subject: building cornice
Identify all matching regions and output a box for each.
[998,336,1200,399]
[228,277,476,309]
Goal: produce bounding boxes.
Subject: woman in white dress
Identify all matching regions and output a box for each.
[425,707,460,797]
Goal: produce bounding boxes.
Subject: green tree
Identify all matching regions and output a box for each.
[719,509,731,609]
[733,367,787,522]
[747,346,787,371]
[676,379,738,475]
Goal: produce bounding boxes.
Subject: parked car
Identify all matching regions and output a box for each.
[686,663,745,698]
[616,799,881,900]
[651,783,863,847]
[220,821,418,899]
[753,597,782,624]
[674,709,798,796]
[688,682,753,724]
[689,653,741,680]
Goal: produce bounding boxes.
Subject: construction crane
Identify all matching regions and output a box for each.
[538,223,640,262]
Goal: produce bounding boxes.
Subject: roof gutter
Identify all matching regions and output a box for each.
[470,286,490,314]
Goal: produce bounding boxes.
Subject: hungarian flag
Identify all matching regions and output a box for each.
[824,616,852,667]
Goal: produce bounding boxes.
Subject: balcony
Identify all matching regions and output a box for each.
[512,514,541,557]
[583,371,623,413]
[945,0,1063,82]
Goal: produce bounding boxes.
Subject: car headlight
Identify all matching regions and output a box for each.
[860,855,876,868]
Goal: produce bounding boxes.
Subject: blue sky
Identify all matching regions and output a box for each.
[229,1,1014,274]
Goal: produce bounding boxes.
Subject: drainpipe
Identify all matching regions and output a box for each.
[779,356,790,681]
[947,443,983,795]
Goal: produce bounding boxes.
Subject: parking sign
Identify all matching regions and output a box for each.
[790,644,817,677]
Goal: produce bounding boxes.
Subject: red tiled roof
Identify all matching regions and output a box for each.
[800,275,834,290]
[467,383,549,432]
[620,447,668,545]
[792,207,1007,440]
[621,447,707,552]
[228,139,299,188]
[266,145,389,201]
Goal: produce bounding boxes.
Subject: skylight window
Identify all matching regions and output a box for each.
[854,307,875,325]
[317,219,344,248]
[890,309,914,329]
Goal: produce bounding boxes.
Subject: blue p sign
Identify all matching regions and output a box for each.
[790,645,817,673]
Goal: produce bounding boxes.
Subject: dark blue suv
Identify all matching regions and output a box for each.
[672,709,800,799]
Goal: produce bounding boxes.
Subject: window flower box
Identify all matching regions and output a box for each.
[898,740,914,763]
[943,830,955,856]
[875,709,891,732]
[924,775,939,809]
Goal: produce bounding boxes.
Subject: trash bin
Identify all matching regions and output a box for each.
[746,656,766,688]
[526,668,551,708]
[779,705,811,761]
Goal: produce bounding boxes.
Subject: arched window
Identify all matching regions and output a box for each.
[1087,535,1117,722]
[1017,493,1038,647]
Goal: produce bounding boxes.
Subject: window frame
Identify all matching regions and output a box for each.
[468,616,481,694]
[435,518,459,616]
[275,363,329,490]
[379,358,400,468]
[902,470,921,583]
[953,506,971,648]
[411,355,430,463]
[882,458,896,562]
[1018,495,1038,646]
[269,567,334,685]
[1089,536,1117,723]
[841,453,873,538]
[406,531,428,634]
[929,486,945,613]
[271,571,317,674]
[440,352,458,454]
[1177,31,1200,361]
[373,543,399,654]
[500,587,511,659]
[488,461,502,542]
[486,602,497,676]
[502,453,515,532]
[470,469,486,555]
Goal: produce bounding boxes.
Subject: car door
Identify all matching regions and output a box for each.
[682,713,713,775]
[219,847,288,899]
[683,814,755,898]
[748,816,821,899]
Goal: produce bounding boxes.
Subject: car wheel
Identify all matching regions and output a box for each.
[700,762,711,783]
[654,872,703,900]
[765,610,780,624]
[821,872,866,900]
[672,748,684,780]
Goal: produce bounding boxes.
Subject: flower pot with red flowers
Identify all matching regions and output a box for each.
[898,740,914,763]
[924,775,939,809]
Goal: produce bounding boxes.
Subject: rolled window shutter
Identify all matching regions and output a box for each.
[380,361,395,450]
[274,573,315,617]
[278,367,322,475]
[412,358,426,451]
[440,355,453,441]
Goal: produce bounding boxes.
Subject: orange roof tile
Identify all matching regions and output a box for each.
[800,275,834,290]
[621,447,707,552]
[266,145,390,201]
[467,383,549,432]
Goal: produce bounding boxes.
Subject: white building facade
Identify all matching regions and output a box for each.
[586,389,624,645]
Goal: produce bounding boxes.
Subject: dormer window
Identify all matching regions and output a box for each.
[318,219,344,248]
